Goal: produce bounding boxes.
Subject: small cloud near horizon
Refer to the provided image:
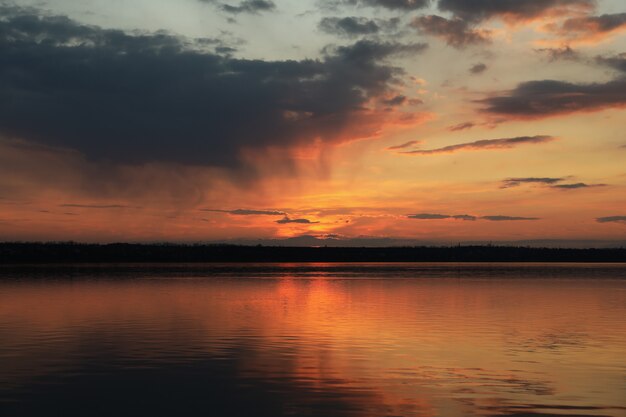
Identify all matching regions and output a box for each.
[276,216,320,224]
[596,216,626,224]
[201,208,286,216]
[408,213,539,221]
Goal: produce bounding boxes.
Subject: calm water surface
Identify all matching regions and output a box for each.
[0,263,625,417]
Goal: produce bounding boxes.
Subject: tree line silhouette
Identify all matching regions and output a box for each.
[0,242,625,263]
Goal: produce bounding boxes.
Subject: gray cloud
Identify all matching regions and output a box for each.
[202,209,286,215]
[319,17,380,37]
[387,140,421,150]
[438,0,594,23]
[481,215,540,221]
[469,63,488,74]
[501,177,606,190]
[554,12,626,37]
[535,46,580,62]
[411,15,491,48]
[596,53,626,73]
[200,0,277,14]
[0,7,427,169]
[276,216,320,224]
[319,17,400,37]
[596,216,626,224]
[479,79,626,119]
[401,135,555,155]
[551,182,606,189]
[382,95,408,106]
[501,177,564,188]
[408,213,537,221]
[408,213,453,219]
[322,0,430,11]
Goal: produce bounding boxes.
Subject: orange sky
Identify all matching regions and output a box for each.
[0,0,625,244]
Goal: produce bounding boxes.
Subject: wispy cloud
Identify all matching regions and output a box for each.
[60,204,139,209]
[535,46,579,62]
[448,122,476,131]
[401,136,555,155]
[387,140,421,150]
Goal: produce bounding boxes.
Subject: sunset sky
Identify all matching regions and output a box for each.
[1,0,625,244]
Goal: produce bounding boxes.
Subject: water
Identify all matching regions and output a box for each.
[0,263,625,417]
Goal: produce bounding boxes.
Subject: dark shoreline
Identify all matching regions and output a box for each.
[1,242,625,263]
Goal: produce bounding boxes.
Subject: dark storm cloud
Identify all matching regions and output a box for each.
[276,216,320,224]
[202,209,286,215]
[437,0,594,22]
[501,177,564,188]
[200,0,277,14]
[596,216,626,224]
[411,15,491,48]
[408,213,537,221]
[319,17,380,37]
[400,136,555,155]
[322,0,430,11]
[479,79,626,119]
[0,7,428,168]
[469,63,487,74]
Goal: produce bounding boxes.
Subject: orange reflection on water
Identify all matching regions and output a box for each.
[0,265,625,417]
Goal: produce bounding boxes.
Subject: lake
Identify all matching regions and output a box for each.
[0,263,625,417]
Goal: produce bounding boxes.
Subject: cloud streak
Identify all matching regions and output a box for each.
[387,140,421,150]
[501,177,564,188]
[596,216,626,224]
[408,213,539,221]
[201,209,286,216]
[401,136,555,155]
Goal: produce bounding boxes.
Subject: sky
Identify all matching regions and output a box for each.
[0,0,625,244]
